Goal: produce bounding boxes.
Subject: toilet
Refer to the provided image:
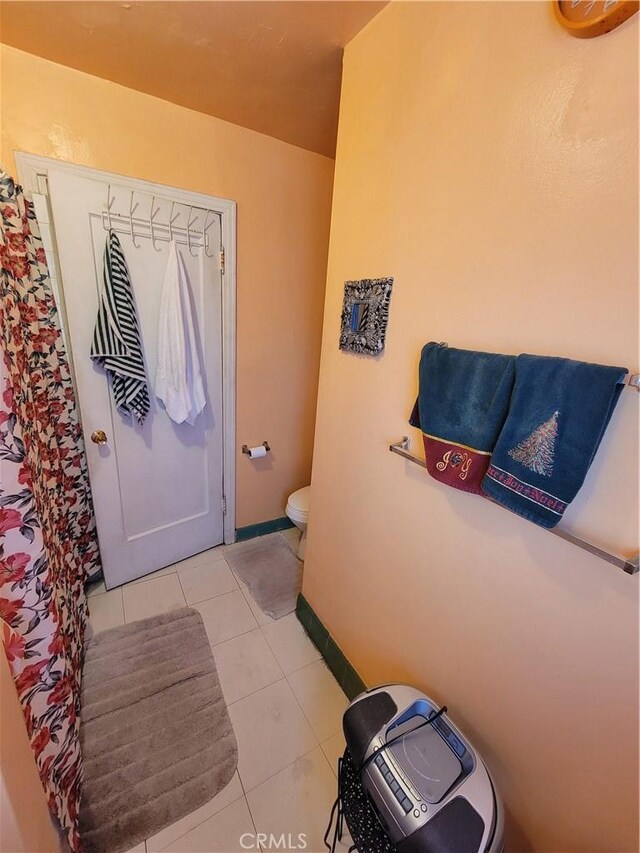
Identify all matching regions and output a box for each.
[285,486,310,560]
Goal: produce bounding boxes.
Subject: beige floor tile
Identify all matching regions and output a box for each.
[128,546,228,589]
[320,732,346,778]
[213,629,283,704]
[122,843,146,853]
[334,826,355,852]
[159,797,255,852]
[280,525,300,537]
[129,565,177,586]
[288,660,348,742]
[194,590,257,645]
[122,574,186,623]
[246,748,338,853]
[261,613,321,675]
[235,577,275,627]
[178,558,238,605]
[88,588,124,633]
[170,546,228,573]
[279,529,302,558]
[213,542,242,558]
[86,579,106,598]
[280,527,301,543]
[146,772,244,852]
[229,679,317,791]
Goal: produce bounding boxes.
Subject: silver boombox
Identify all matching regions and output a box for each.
[342,685,505,853]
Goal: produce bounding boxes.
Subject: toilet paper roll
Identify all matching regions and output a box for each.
[246,445,268,459]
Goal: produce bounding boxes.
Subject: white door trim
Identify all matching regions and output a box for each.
[15,151,237,544]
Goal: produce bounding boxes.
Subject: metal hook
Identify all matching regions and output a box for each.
[168,201,178,243]
[129,191,140,248]
[186,206,199,257]
[149,196,162,252]
[202,209,216,258]
[106,184,114,231]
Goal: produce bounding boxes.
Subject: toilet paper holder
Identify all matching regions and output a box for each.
[242,441,271,455]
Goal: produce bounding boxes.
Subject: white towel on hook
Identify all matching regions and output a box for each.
[154,239,206,425]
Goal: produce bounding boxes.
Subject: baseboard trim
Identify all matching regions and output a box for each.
[296,593,366,700]
[235,516,294,542]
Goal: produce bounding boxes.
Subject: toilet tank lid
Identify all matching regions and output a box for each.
[288,486,310,513]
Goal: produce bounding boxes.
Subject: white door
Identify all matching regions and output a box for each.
[47,169,225,588]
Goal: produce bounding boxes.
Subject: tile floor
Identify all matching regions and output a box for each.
[88,529,351,853]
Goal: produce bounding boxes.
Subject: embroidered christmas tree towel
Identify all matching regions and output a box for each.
[409,342,515,494]
[482,355,627,528]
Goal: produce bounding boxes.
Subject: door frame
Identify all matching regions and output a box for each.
[15,151,237,544]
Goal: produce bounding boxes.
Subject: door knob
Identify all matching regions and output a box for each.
[91,429,108,445]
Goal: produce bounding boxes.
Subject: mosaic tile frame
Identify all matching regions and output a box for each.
[339,277,394,356]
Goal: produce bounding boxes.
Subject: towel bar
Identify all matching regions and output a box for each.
[620,373,640,389]
[389,437,639,575]
[432,344,640,390]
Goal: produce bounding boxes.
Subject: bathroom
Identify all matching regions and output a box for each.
[0,2,638,853]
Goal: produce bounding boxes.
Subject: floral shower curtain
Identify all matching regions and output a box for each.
[0,169,101,850]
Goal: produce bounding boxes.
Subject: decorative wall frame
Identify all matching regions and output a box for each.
[339,277,393,356]
[554,0,639,38]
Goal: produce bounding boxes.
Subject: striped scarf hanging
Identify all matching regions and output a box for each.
[91,230,150,423]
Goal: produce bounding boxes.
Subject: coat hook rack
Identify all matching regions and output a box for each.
[149,196,162,252]
[129,191,140,248]
[101,185,221,251]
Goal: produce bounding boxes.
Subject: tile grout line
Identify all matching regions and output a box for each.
[149,775,247,853]
[129,548,229,589]
[240,743,341,853]
[174,570,188,607]
[283,667,344,753]
[226,675,336,798]
[129,568,178,587]
[234,763,261,849]
[118,587,127,625]
[122,573,187,625]
[207,618,260,652]
[233,569,276,629]
[228,693,268,853]
[226,673,291,713]
[256,621,323,678]
[267,622,345,747]
[279,661,326,749]
[240,742,325,799]
[317,739,342,780]
[93,545,230,599]
[176,560,242,608]
[210,622,270,652]
[86,585,107,599]
[210,636,285,706]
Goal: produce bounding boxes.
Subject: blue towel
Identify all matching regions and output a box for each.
[482,355,626,528]
[410,343,515,493]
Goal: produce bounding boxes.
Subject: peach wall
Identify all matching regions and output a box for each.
[0,44,334,528]
[304,3,638,852]
[0,647,58,853]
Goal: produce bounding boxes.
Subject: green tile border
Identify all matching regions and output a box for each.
[296,593,366,700]
[235,516,294,541]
